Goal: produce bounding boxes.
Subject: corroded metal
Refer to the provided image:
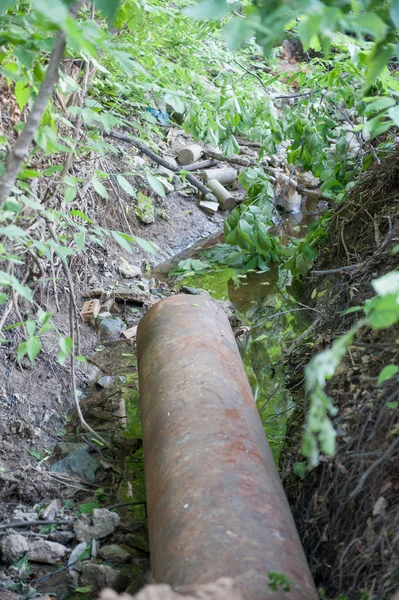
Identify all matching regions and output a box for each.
[137,294,317,600]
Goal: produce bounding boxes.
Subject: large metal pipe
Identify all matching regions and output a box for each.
[137,295,317,600]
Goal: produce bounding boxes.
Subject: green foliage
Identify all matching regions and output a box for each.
[303,269,399,467]
[268,571,292,593]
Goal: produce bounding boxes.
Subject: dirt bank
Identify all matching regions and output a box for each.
[280,151,399,600]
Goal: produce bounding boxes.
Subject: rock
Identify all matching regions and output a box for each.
[74,509,121,543]
[28,540,68,564]
[55,442,88,458]
[132,156,146,167]
[297,171,319,189]
[180,286,210,297]
[49,530,75,544]
[283,190,302,213]
[99,544,131,563]
[80,563,129,592]
[159,178,174,194]
[68,541,88,571]
[162,156,178,169]
[124,531,149,552]
[12,509,38,522]
[50,450,100,483]
[42,499,62,521]
[96,316,127,339]
[33,596,55,600]
[118,263,142,279]
[0,534,29,563]
[96,375,126,390]
[158,165,175,178]
[199,200,219,215]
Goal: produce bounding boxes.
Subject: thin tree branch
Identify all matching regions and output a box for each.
[0,0,85,208]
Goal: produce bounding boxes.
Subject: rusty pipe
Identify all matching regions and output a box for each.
[137,295,317,600]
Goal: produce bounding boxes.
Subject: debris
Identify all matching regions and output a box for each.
[118,263,142,279]
[50,449,100,483]
[0,534,29,563]
[42,499,63,521]
[80,300,101,323]
[202,167,237,185]
[96,315,127,339]
[206,179,236,211]
[69,541,88,571]
[97,375,126,389]
[28,540,68,564]
[373,496,388,516]
[121,326,138,341]
[199,200,219,215]
[74,509,121,543]
[80,563,129,592]
[178,144,203,165]
[99,544,132,563]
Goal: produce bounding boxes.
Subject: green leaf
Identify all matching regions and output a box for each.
[44,165,64,176]
[0,225,27,238]
[92,177,108,200]
[64,185,77,203]
[14,81,30,112]
[78,502,100,515]
[135,236,157,255]
[0,271,33,302]
[74,233,86,252]
[293,461,307,480]
[116,175,136,197]
[26,336,41,364]
[390,3,399,29]
[26,320,36,337]
[27,448,43,461]
[164,93,185,114]
[387,401,398,409]
[388,105,399,127]
[58,336,73,366]
[372,271,399,296]
[69,210,94,224]
[75,586,94,594]
[182,0,232,21]
[111,230,133,254]
[17,341,27,361]
[378,364,399,385]
[93,0,122,24]
[147,174,166,197]
[365,97,396,114]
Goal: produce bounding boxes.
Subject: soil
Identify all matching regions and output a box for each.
[280,152,399,600]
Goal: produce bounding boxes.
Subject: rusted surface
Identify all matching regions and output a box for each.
[137,295,318,600]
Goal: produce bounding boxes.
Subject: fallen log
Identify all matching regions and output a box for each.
[182,159,218,171]
[206,179,236,211]
[202,167,238,185]
[178,144,203,165]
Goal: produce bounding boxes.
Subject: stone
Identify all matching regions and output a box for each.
[96,375,126,390]
[50,450,100,483]
[180,286,210,297]
[42,499,62,521]
[124,531,149,552]
[55,442,88,458]
[199,200,219,215]
[12,509,38,522]
[159,178,174,194]
[49,530,75,544]
[283,190,302,213]
[132,155,146,167]
[28,540,68,564]
[297,171,319,189]
[74,509,120,543]
[33,596,54,600]
[96,316,127,339]
[99,544,131,563]
[118,263,141,279]
[80,563,129,592]
[0,534,29,563]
